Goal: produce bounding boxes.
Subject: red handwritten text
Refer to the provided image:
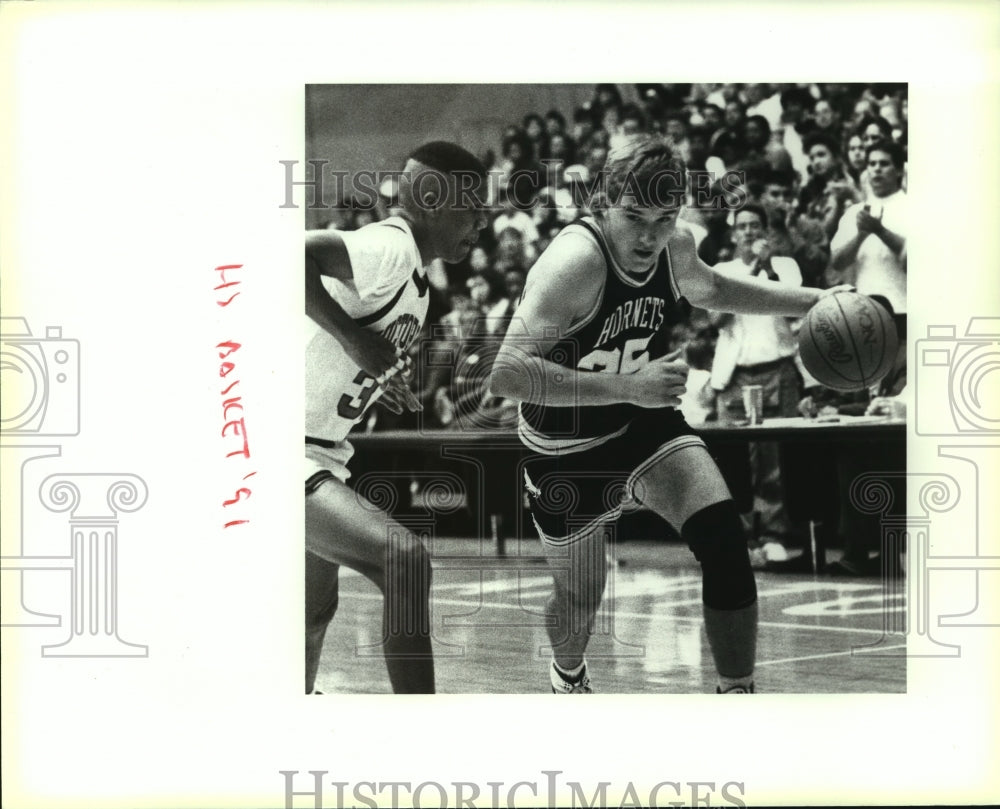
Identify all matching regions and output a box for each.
[215,264,255,528]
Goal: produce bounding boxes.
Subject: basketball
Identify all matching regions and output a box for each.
[798,292,899,392]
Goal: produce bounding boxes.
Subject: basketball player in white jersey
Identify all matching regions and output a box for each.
[305,142,488,693]
[490,134,849,693]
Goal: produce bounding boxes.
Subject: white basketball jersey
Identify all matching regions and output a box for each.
[306,217,429,442]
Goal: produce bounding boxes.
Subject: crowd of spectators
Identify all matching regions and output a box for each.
[322,82,908,434]
[322,83,909,574]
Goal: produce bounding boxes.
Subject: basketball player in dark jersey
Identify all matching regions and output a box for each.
[490,134,850,693]
[305,142,488,693]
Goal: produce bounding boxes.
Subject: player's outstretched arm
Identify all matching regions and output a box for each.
[671,228,832,318]
[488,234,688,409]
[305,230,398,378]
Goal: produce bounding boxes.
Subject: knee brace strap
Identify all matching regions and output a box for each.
[681,500,757,610]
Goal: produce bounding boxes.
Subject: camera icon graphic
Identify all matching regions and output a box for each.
[915,318,1000,435]
[0,317,80,436]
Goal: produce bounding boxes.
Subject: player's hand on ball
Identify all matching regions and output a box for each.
[818,283,856,299]
[628,348,689,408]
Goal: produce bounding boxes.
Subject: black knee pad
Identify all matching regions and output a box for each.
[681,500,757,610]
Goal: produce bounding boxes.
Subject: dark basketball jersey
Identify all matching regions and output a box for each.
[518,217,688,455]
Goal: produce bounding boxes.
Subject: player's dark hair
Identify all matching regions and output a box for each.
[802,131,841,159]
[402,142,489,212]
[865,139,905,170]
[407,141,487,178]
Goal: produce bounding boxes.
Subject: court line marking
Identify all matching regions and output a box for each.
[340,590,900,636]
[755,645,907,667]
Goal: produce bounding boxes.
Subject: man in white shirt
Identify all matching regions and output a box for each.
[710,203,802,558]
[830,140,907,381]
[830,142,907,302]
[830,141,906,321]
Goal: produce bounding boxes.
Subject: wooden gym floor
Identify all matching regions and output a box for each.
[313,537,906,694]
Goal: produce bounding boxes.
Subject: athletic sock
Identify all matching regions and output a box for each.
[717,675,754,693]
[553,659,586,683]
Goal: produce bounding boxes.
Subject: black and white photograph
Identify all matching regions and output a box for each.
[302,83,909,695]
[2,2,998,808]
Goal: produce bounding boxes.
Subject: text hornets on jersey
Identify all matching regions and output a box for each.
[592,295,667,352]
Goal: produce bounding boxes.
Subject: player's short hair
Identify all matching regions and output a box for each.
[402,141,488,212]
[595,134,687,212]
[733,201,768,230]
[802,131,841,158]
[407,141,487,178]
[865,139,905,170]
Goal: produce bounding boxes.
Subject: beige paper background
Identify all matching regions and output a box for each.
[1,1,998,807]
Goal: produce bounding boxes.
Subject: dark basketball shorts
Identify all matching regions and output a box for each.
[522,407,705,546]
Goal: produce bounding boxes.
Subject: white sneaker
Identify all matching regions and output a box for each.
[550,660,593,694]
[716,682,755,693]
